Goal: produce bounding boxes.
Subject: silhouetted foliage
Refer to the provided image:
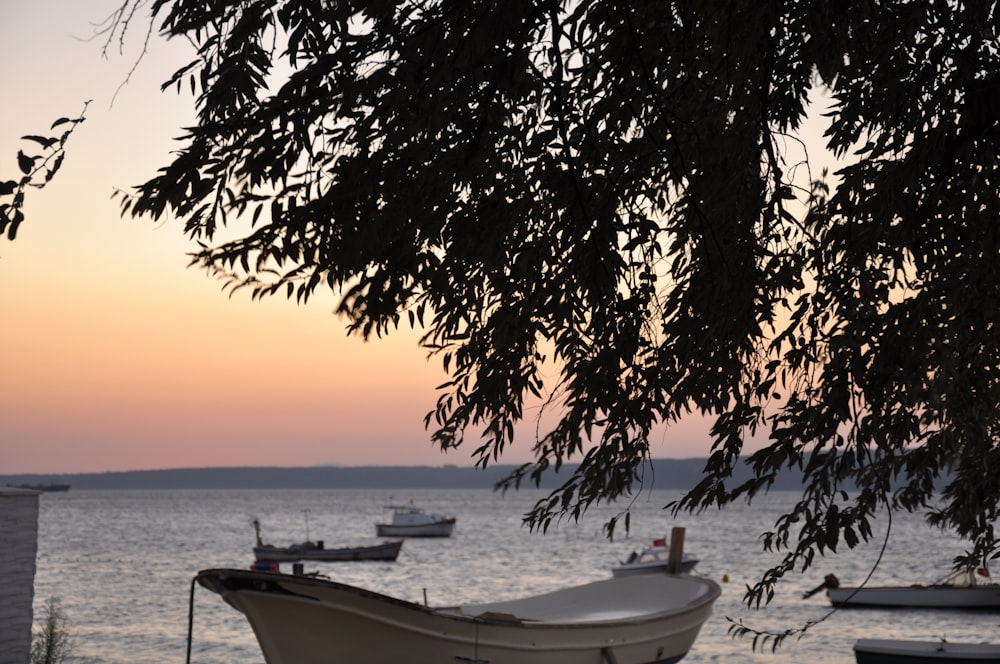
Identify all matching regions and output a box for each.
[1,103,88,241]
[22,0,1000,639]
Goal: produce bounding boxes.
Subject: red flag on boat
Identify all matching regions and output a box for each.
[653,538,666,547]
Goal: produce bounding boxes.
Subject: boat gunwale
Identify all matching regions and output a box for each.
[832,584,1000,592]
[827,585,1000,597]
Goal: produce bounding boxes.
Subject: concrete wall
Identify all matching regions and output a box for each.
[0,488,40,664]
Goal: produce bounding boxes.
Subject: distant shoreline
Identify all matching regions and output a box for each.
[0,458,815,492]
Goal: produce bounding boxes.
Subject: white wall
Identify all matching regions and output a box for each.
[0,489,40,664]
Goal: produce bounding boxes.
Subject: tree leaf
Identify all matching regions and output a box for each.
[21,135,58,148]
[6,208,24,240]
[17,151,36,175]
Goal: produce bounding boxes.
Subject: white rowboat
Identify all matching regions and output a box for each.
[195,568,720,664]
[821,568,1000,609]
[828,584,1000,609]
[854,638,1000,663]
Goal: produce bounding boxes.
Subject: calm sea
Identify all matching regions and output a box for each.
[32,488,999,663]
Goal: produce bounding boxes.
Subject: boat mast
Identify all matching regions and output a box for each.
[252,518,263,547]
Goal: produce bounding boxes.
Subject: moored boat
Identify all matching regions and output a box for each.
[854,638,1000,663]
[375,504,455,537]
[253,538,403,563]
[612,538,699,577]
[194,567,721,664]
[807,568,1000,609]
[252,517,403,563]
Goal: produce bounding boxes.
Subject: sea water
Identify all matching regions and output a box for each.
[32,488,1000,663]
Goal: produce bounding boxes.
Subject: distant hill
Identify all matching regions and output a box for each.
[0,458,817,492]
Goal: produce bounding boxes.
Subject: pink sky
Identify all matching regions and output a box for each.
[0,2,777,474]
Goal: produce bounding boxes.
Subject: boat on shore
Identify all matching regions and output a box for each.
[252,518,402,563]
[854,638,1000,663]
[194,567,720,664]
[611,538,699,577]
[375,504,455,538]
[806,568,1000,609]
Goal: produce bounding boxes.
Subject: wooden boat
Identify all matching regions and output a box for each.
[253,538,403,563]
[807,568,1000,609]
[375,504,455,537]
[854,638,1000,663]
[612,538,699,577]
[194,568,720,664]
[252,517,402,563]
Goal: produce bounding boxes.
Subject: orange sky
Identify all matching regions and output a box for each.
[0,1,802,474]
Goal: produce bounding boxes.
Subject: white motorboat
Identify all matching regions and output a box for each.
[612,538,699,577]
[375,504,455,537]
[854,638,1000,663]
[194,567,721,664]
[807,568,1000,609]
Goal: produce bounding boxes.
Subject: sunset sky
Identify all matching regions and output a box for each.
[0,1,828,475]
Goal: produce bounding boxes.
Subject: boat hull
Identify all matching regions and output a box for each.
[253,540,402,563]
[196,568,720,664]
[828,586,1000,609]
[375,517,456,538]
[854,638,1000,663]
[612,549,699,577]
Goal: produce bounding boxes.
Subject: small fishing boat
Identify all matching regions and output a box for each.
[375,504,455,537]
[611,538,699,577]
[854,638,1000,663]
[252,517,403,563]
[253,539,403,563]
[194,567,721,664]
[805,568,1000,609]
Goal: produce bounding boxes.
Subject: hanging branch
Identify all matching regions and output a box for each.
[0,101,90,241]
